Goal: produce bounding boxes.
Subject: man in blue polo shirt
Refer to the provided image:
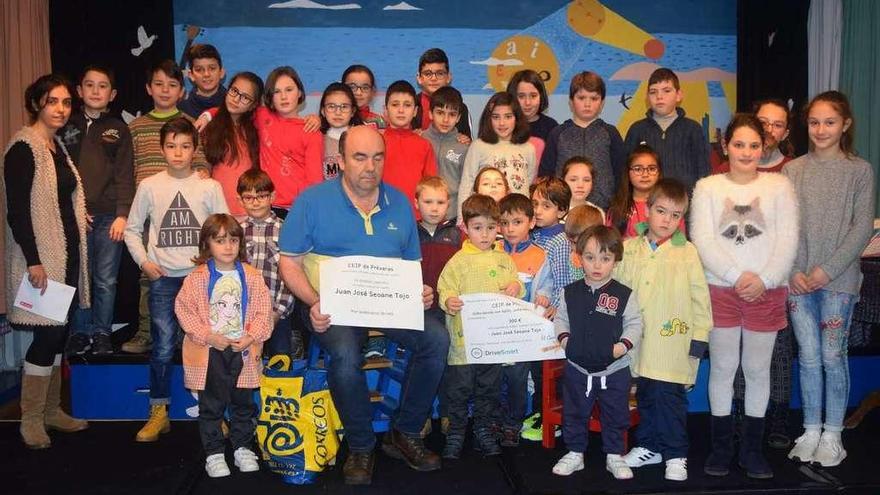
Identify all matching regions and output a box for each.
[279,126,449,485]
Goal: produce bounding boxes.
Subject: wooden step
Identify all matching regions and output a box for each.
[362,357,393,370]
[368,330,385,337]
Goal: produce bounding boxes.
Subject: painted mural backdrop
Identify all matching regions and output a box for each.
[173,0,735,140]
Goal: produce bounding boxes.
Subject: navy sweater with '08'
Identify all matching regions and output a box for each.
[556,278,642,375]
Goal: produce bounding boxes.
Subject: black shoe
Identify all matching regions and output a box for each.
[474,427,501,456]
[704,415,734,477]
[66,333,91,356]
[738,416,774,479]
[500,427,520,448]
[442,433,464,460]
[767,401,791,450]
[91,332,114,355]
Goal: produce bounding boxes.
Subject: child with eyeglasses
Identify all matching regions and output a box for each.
[193,66,322,219]
[342,64,386,129]
[607,144,684,239]
[414,48,472,140]
[318,82,364,181]
[202,72,264,221]
[236,169,301,360]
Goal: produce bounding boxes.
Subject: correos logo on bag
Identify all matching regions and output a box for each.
[261,392,305,456]
[256,361,342,485]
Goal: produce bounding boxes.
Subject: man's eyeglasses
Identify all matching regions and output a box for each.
[758,117,787,132]
[228,86,255,105]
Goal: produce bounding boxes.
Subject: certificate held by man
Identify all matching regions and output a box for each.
[459,293,563,364]
[319,255,425,330]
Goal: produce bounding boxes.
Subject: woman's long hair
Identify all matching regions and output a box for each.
[203,71,263,169]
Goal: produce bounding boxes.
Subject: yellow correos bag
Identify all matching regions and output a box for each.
[256,355,342,484]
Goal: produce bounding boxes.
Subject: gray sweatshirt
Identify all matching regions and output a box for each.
[422,126,468,220]
[783,152,875,294]
[125,171,229,277]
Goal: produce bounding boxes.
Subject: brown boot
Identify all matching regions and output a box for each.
[342,451,375,485]
[44,366,88,433]
[20,373,52,449]
[381,428,441,471]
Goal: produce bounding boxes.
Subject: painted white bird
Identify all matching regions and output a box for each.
[122,110,142,125]
[131,26,157,57]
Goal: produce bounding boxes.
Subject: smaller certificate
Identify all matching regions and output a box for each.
[459,293,563,364]
[13,274,76,324]
[319,256,424,330]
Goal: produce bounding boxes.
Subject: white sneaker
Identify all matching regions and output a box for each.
[665,457,688,481]
[552,451,584,476]
[812,431,847,467]
[788,430,821,462]
[234,447,260,472]
[623,446,663,467]
[205,453,231,478]
[606,454,634,480]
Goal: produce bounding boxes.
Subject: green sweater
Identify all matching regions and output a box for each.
[437,240,524,365]
[614,226,712,385]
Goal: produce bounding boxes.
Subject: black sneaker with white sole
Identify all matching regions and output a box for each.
[66,333,91,356]
[91,332,114,355]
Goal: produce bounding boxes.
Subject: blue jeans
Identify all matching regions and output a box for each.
[500,362,530,430]
[789,289,856,432]
[73,213,123,336]
[308,309,449,452]
[149,276,184,405]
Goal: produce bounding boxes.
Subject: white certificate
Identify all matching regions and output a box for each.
[13,274,76,324]
[460,293,563,364]
[319,256,424,330]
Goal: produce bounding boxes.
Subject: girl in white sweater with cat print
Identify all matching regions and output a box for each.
[690,114,798,480]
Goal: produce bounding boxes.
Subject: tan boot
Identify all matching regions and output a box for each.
[44,366,88,432]
[121,329,152,354]
[20,373,52,449]
[136,404,170,442]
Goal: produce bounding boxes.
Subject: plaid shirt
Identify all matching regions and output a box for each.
[532,227,583,308]
[242,213,295,318]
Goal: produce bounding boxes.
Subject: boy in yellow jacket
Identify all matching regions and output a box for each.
[437,194,524,459]
[613,178,712,482]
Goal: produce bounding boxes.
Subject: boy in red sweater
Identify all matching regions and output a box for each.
[382,80,438,214]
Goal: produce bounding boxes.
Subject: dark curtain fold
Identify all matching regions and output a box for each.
[737,0,811,156]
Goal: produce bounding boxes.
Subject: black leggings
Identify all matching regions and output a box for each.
[20,249,79,367]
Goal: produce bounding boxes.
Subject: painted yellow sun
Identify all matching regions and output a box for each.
[486,34,561,94]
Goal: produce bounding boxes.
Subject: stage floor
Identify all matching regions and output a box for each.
[1,411,879,494]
